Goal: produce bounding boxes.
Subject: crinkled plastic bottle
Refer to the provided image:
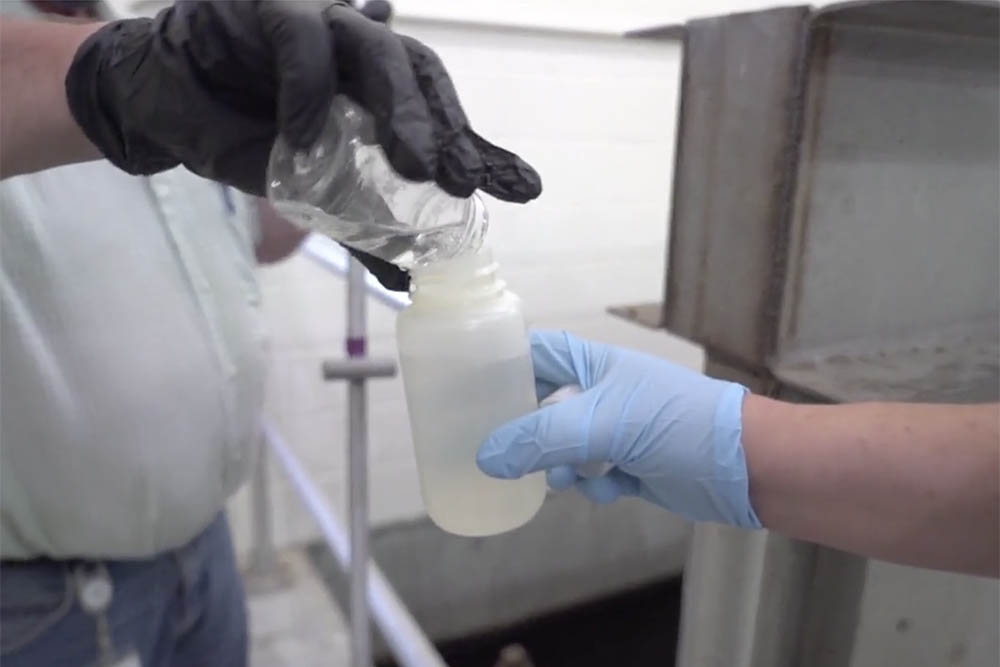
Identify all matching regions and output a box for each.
[267,95,487,268]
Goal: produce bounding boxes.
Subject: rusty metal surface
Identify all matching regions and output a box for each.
[660,0,998,404]
[677,357,861,667]
[627,0,1000,41]
[777,4,999,358]
[605,302,665,330]
[656,5,999,667]
[772,1,999,404]
[794,547,869,667]
[663,5,810,367]
[815,0,1000,37]
[626,24,686,40]
[773,318,999,403]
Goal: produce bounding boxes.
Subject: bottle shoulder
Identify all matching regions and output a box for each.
[397,289,524,329]
[396,289,530,360]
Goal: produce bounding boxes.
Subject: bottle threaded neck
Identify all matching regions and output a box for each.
[410,249,504,304]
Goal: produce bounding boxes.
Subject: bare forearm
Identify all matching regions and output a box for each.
[0,18,103,178]
[743,396,1000,576]
[254,198,308,263]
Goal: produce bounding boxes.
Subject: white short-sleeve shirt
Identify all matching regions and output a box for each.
[1,162,268,559]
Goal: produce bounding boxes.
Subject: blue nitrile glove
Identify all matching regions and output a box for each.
[476,330,762,528]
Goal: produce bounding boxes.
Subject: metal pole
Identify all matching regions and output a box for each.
[347,257,372,667]
[248,436,277,575]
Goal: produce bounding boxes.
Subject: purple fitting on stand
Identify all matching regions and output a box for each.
[346,337,367,358]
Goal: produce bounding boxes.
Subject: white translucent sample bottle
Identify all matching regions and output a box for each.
[267,95,488,268]
[396,250,545,536]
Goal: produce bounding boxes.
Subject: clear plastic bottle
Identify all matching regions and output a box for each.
[396,249,545,536]
[267,95,488,268]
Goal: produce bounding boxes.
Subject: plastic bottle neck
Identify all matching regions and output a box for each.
[409,250,505,307]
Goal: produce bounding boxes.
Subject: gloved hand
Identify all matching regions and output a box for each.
[65,1,541,289]
[476,330,763,528]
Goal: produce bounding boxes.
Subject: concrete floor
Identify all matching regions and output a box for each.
[245,547,351,667]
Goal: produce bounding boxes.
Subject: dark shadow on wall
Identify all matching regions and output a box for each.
[307,539,681,667]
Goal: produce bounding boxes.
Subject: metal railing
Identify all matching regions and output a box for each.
[249,234,445,667]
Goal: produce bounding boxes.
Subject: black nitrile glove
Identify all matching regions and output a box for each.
[66,0,541,290]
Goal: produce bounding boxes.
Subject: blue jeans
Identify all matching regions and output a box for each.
[0,513,247,667]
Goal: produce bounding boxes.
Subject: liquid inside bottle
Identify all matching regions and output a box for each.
[396,250,546,536]
[267,96,488,269]
[401,352,543,536]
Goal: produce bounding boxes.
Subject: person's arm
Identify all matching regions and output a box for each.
[743,397,999,577]
[476,330,1000,578]
[254,199,309,264]
[3,4,539,291]
[0,18,103,178]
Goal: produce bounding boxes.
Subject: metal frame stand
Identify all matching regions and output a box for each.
[322,257,399,667]
[243,438,293,595]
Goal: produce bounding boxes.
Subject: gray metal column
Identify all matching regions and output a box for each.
[630,3,999,666]
[249,437,277,574]
[244,430,293,595]
[676,359,826,667]
[347,257,372,667]
[318,252,400,667]
[322,258,399,667]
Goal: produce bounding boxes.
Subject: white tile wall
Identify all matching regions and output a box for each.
[228,19,706,556]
